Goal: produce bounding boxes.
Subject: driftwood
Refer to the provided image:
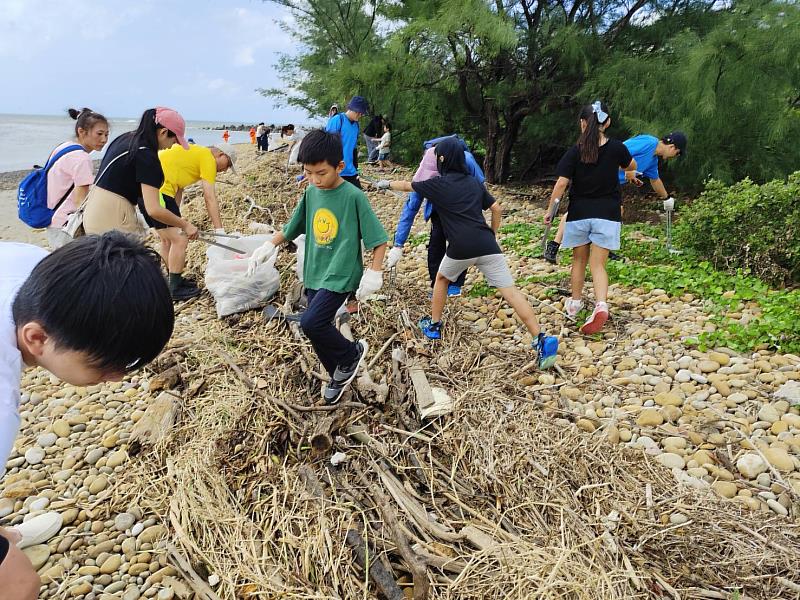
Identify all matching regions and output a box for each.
[345,530,404,600]
[355,463,430,600]
[149,364,182,392]
[310,410,350,453]
[130,391,180,447]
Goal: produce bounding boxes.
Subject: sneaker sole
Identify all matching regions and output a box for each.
[580,311,608,335]
[325,340,369,405]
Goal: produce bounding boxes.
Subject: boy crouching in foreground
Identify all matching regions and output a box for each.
[1,232,174,599]
[375,137,558,369]
[248,129,388,404]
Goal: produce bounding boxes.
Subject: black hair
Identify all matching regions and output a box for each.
[126,108,175,161]
[577,102,609,164]
[297,129,343,167]
[383,122,391,131]
[12,232,174,374]
[67,107,108,138]
[434,137,467,175]
[281,124,295,137]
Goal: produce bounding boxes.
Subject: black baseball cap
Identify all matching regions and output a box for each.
[663,131,687,157]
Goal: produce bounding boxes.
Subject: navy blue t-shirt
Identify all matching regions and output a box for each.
[556,139,632,223]
[411,174,499,260]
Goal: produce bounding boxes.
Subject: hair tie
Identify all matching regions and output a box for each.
[592,100,608,123]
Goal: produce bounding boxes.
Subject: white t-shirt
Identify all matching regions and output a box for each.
[0,242,48,478]
[377,131,391,151]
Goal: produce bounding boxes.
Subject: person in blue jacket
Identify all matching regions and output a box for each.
[387,134,485,297]
[325,95,369,189]
[543,131,686,263]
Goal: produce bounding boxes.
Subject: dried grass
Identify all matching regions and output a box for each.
[112,148,800,599]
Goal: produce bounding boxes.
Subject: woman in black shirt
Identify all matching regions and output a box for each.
[83,107,199,240]
[545,101,636,334]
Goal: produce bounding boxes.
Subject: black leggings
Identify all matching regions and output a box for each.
[427,212,466,287]
[0,534,8,567]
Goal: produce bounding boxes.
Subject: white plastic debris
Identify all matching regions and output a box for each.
[330,452,348,466]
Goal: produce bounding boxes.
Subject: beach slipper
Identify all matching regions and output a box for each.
[15,511,63,549]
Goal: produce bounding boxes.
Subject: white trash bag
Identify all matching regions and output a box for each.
[204,234,280,318]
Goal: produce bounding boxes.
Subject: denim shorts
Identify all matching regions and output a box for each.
[562,218,621,251]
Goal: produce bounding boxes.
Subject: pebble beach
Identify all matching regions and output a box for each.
[2,146,800,599]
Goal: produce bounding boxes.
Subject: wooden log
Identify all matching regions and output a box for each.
[310,410,350,453]
[345,529,404,600]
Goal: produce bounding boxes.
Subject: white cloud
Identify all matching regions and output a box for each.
[0,0,156,59]
[234,47,256,66]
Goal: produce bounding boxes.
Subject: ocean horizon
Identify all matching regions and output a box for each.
[0,113,312,173]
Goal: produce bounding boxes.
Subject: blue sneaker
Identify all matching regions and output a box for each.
[447,284,462,297]
[418,316,442,340]
[532,333,559,369]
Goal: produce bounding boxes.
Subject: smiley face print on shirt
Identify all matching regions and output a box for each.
[312,207,339,246]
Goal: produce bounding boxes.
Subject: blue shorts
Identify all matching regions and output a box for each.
[378,151,390,160]
[562,218,621,251]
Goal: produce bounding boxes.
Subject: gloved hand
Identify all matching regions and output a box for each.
[247,241,276,277]
[375,180,391,190]
[214,228,226,242]
[663,197,675,211]
[387,246,403,269]
[356,269,383,301]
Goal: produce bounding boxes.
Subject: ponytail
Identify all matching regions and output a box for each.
[126,108,167,160]
[576,101,609,164]
[67,107,108,138]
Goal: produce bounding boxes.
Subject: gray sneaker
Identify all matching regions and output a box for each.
[323,340,369,404]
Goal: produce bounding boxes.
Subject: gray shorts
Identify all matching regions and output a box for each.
[438,253,514,288]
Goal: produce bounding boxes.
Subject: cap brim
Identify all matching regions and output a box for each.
[176,135,190,150]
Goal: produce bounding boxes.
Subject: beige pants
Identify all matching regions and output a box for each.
[83,187,142,235]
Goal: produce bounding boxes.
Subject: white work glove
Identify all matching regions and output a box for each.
[387,246,403,269]
[375,180,391,190]
[356,269,383,301]
[214,228,226,242]
[663,197,675,211]
[247,241,276,277]
[294,234,306,283]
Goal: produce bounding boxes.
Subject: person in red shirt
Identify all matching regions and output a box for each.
[222,130,230,143]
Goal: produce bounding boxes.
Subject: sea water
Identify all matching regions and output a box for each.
[0,113,258,172]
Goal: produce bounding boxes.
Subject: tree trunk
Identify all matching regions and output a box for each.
[483,106,524,184]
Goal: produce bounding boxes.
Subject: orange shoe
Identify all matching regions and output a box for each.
[580,302,609,335]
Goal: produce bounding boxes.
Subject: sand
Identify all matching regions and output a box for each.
[0,169,47,246]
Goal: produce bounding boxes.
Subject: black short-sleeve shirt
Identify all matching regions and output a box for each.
[411,173,500,260]
[95,132,164,205]
[556,139,632,222]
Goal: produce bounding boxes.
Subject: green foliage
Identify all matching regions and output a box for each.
[673,172,800,285]
[407,232,430,247]
[608,225,800,354]
[467,280,496,298]
[498,222,544,257]
[588,1,800,189]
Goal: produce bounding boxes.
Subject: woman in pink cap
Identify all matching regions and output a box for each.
[83,107,199,240]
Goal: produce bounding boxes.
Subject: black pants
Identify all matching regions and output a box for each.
[300,288,358,377]
[342,175,362,190]
[428,213,466,287]
[256,135,263,150]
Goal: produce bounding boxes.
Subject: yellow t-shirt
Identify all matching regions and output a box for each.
[158,144,217,198]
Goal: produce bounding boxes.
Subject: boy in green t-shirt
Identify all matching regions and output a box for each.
[247,129,388,404]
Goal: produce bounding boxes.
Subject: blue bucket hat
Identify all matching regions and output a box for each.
[346,96,369,115]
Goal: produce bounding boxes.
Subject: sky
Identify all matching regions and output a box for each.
[0,0,312,124]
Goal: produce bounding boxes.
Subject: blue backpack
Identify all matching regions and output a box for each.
[17,144,84,228]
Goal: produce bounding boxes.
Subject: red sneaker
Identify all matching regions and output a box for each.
[580,302,609,335]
